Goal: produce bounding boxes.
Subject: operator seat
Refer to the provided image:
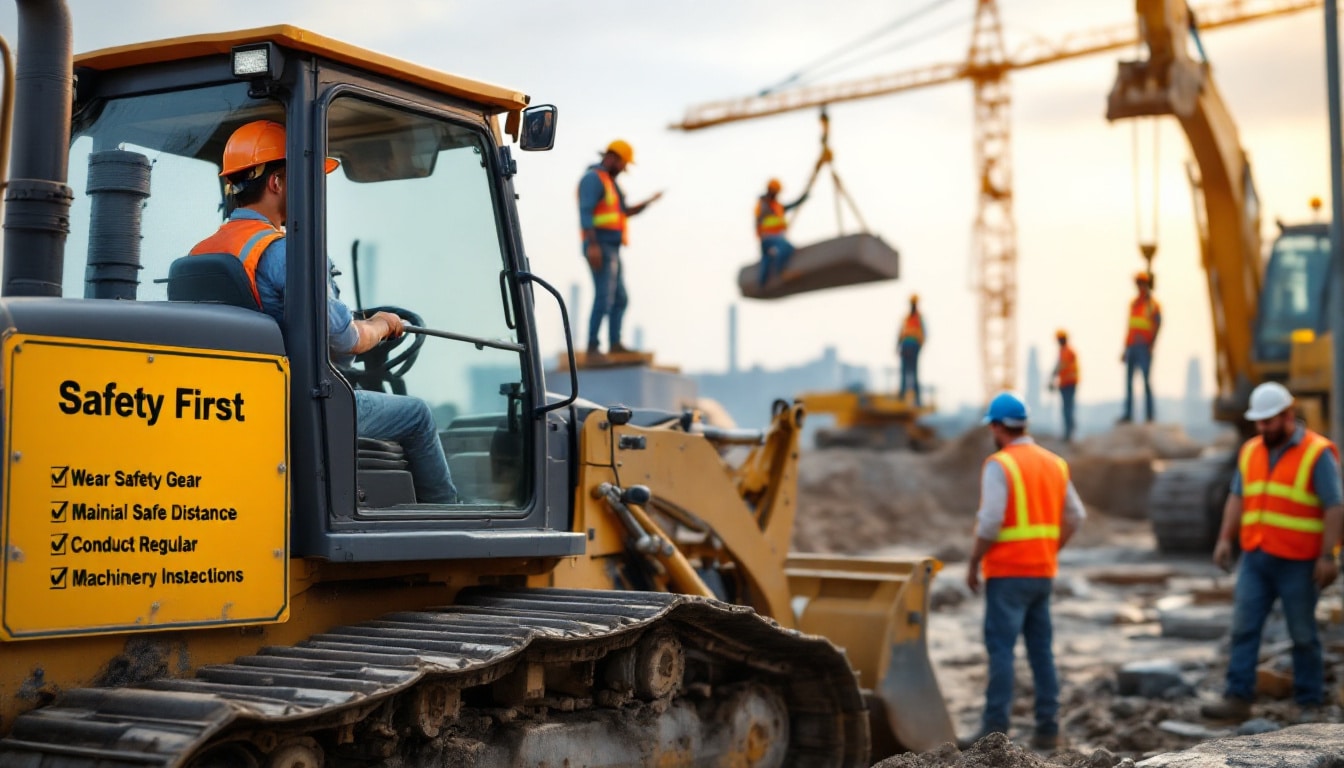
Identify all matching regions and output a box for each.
[165,253,257,309]
[167,253,420,507]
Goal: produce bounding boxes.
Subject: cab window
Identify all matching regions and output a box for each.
[324,95,529,509]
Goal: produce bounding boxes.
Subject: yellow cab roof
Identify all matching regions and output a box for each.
[75,25,531,115]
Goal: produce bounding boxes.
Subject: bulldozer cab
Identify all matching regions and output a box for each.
[56,27,581,563]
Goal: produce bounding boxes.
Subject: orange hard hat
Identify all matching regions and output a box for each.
[605,139,635,165]
[1134,271,1152,284]
[1055,328,1068,339]
[221,119,338,179]
[910,293,919,304]
[767,178,782,193]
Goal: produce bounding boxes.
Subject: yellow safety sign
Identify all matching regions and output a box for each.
[0,334,290,640]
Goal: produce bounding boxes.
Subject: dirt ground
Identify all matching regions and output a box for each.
[789,424,1344,765]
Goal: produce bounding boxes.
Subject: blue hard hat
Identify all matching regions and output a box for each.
[982,392,1029,427]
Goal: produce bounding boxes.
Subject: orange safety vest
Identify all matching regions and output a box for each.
[1057,345,1079,387]
[899,311,925,346]
[188,218,284,308]
[588,169,628,245]
[982,442,1069,579]
[756,196,787,238]
[1238,429,1338,560]
[1126,295,1160,346]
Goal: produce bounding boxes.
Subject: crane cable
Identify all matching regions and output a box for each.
[760,0,955,95]
[789,110,869,235]
[1132,116,1160,285]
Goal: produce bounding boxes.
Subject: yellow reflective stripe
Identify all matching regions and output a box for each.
[1243,480,1266,496]
[1241,509,1325,533]
[991,451,1061,544]
[592,212,621,227]
[1128,317,1153,330]
[1054,456,1069,483]
[759,215,785,228]
[997,524,1061,542]
[1294,438,1328,500]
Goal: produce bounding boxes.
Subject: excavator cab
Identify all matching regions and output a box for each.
[1254,222,1332,367]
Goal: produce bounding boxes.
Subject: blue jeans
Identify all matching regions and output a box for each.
[982,577,1059,735]
[757,236,795,286]
[587,241,627,349]
[899,343,922,407]
[355,390,458,504]
[1225,548,1323,704]
[1123,343,1154,421]
[1059,384,1076,442]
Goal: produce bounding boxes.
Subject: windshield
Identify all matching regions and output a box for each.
[1254,229,1332,364]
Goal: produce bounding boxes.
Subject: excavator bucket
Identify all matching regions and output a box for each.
[786,554,955,755]
[739,233,900,300]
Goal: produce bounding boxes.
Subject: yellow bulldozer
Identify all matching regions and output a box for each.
[0,4,952,765]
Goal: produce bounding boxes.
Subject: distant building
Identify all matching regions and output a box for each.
[1024,345,1042,418]
[693,346,870,430]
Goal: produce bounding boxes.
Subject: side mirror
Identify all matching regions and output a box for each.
[519,104,557,151]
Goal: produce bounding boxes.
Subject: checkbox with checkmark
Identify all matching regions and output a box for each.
[50,466,69,488]
[49,567,67,589]
[50,501,68,523]
[50,533,68,556]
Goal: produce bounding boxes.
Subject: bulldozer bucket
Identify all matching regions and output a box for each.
[786,554,954,755]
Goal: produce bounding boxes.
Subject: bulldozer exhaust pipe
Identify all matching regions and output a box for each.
[2,0,74,298]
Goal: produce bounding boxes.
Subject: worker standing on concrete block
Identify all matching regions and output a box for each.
[577,139,662,356]
[754,178,808,286]
[1049,329,1079,443]
[962,392,1085,751]
[1201,382,1343,723]
[897,295,926,406]
[1119,272,1161,423]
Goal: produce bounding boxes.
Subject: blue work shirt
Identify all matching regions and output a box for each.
[1230,422,1344,508]
[577,164,626,247]
[232,208,360,359]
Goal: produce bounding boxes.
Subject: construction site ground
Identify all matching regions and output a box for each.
[790,423,1344,766]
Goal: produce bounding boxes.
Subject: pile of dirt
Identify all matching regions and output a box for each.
[793,423,1210,553]
[871,733,1129,768]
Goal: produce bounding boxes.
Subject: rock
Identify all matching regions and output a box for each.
[1119,722,1162,753]
[931,541,967,564]
[1117,659,1185,698]
[1087,747,1120,768]
[930,579,971,611]
[1087,567,1176,586]
[1111,696,1147,719]
[1054,575,1092,599]
[1235,718,1282,736]
[1158,604,1232,640]
[1256,666,1294,700]
[1157,720,1231,739]
[1136,724,1344,768]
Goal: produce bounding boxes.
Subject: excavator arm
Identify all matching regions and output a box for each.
[1107,0,1264,418]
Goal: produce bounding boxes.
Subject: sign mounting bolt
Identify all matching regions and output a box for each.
[277,463,286,474]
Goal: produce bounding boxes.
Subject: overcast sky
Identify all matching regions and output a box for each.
[0,1,1333,412]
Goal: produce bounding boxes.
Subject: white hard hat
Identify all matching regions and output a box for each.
[1243,382,1294,421]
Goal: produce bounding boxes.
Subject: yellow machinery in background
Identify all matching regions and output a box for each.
[798,390,938,450]
[0,4,952,766]
[1107,0,1334,552]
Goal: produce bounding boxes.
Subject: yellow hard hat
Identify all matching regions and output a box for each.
[910,293,919,303]
[605,139,635,165]
[767,178,782,193]
[221,120,338,179]
[1055,328,1068,339]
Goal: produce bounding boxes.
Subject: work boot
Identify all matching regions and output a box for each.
[1293,703,1326,724]
[609,342,638,355]
[584,344,602,359]
[1030,731,1059,751]
[1200,696,1252,721]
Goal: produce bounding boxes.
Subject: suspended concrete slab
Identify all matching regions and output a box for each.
[738,233,900,300]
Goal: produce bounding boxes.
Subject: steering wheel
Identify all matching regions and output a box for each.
[345,305,426,395]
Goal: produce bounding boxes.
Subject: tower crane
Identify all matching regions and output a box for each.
[672,0,1321,400]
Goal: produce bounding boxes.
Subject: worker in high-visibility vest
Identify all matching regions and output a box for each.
[1201,382,1343,723]
[577,139,662,356]
[754,178,808,286]
[961,393,1085,751]
[1120,272,1161,423]
[1048,329,1079,443]
[897,295,926,407]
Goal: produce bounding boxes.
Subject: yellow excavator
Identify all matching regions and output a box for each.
[1107,0,1333,552]
[0,3,952,765]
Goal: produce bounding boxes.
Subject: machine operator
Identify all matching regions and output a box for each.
[189,120,459,504]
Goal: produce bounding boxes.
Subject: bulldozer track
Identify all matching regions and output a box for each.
[0,588,869,768]
[1149,454,1235,553]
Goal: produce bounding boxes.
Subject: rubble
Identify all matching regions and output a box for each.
[1134,724,1344,768]
[1117,660,1186,699]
